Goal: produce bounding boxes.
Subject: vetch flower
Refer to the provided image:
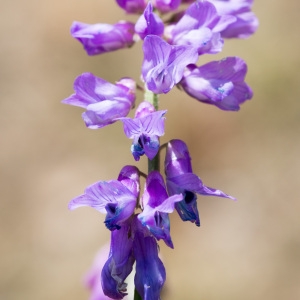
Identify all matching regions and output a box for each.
[135,2,164,40]
[116,0,147,14]
[119,101,167,161]
[102,221,135,299]
[84,244,115,300]
[68,165,139,230]
[209,0,259,38]
[138,171,183,248]
[132,216,166,300]
[165,139,235,226]
[62,73,136,129]
[71,21,135,55]
[179,57,253,111]
[142,35,198,94]
[167,1,236,54]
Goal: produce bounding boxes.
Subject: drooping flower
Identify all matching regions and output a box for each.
[62,73,136,129]
[102,221,135,299]
[119,101,167,161]
[132,216,166,300]
[209,0,259,38]
[138,171,183,248]
[167,1,236,54]
[153,0,181,13]
[142,35,198,94]
[165,139,235,226]
[116,0,147,14]
[70,21,136,55]
[68,165,139,230]
[135,2,164,40]
[179,57,253,111]
[84,244,116,300]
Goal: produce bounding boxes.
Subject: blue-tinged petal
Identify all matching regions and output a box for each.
[139,171,182,248]
[180,57,252,110]
[68,172,138,230]
[116,0,147,14]
[132,217,166,300]
[101,222,135,299]
[154,0,181,13]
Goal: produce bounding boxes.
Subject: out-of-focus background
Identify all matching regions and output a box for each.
[1,1,299,299]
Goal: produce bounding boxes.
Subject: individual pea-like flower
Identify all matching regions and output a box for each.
[135,2,164,40]
[153,0,181,13]
[142,35,198,94]
[70,21,136,55]
[179,57,253,111]
[132,216,166,300]
[167,1,236,55]
[84,244,117,300]
[62,73,136,129]
[102,221,135,299]
[119,101,167,161]
[138,171,183,248]
[209,0,259,38]
[116,0,147,14]
[68,165,139,230]
[165,139,235,226]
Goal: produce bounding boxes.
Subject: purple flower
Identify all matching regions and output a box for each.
[153,0,181,13]
[165,139,235,226]
[142,35,198,94]
[71,21,136,55]
[116,0,147,14]
[138,171,183,248]
[84,244,116,300]
[132,216,166,300]
[179,57,253,111]
[119,101,167,161]
[102,222,135,299]
[68,165,139,230]
[135,2,164,40]
[168,1,236,54]
[62,73,136,129]
[209,0,259,38]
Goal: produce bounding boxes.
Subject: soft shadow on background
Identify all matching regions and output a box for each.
[1,1,300,299]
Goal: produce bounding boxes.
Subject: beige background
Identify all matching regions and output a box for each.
[1,1,300,299]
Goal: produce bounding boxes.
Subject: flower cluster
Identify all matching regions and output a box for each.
[63,1,257,299]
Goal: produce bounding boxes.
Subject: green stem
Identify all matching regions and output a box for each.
[134,288,143,300]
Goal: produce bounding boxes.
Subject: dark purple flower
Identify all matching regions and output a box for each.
[179,57,253,111]
[165,139,235,226]
[153,0,181,13]
[119,101,167,161]
[135,2,164,40]
[102,221,135,299]
[138,171,183,248]
[68,166,139,230]
[210,0,259,38]
[116,0,147,14]
[167,1,236,54]
[70,21,136,55]
[142,35,198,94]
[132,216,166,300]
[62,73,136,129]
[84,244,114,300]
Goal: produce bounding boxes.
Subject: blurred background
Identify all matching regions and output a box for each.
[1,0,299,299]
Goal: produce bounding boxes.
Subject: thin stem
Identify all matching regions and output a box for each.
[134,288,143,300]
